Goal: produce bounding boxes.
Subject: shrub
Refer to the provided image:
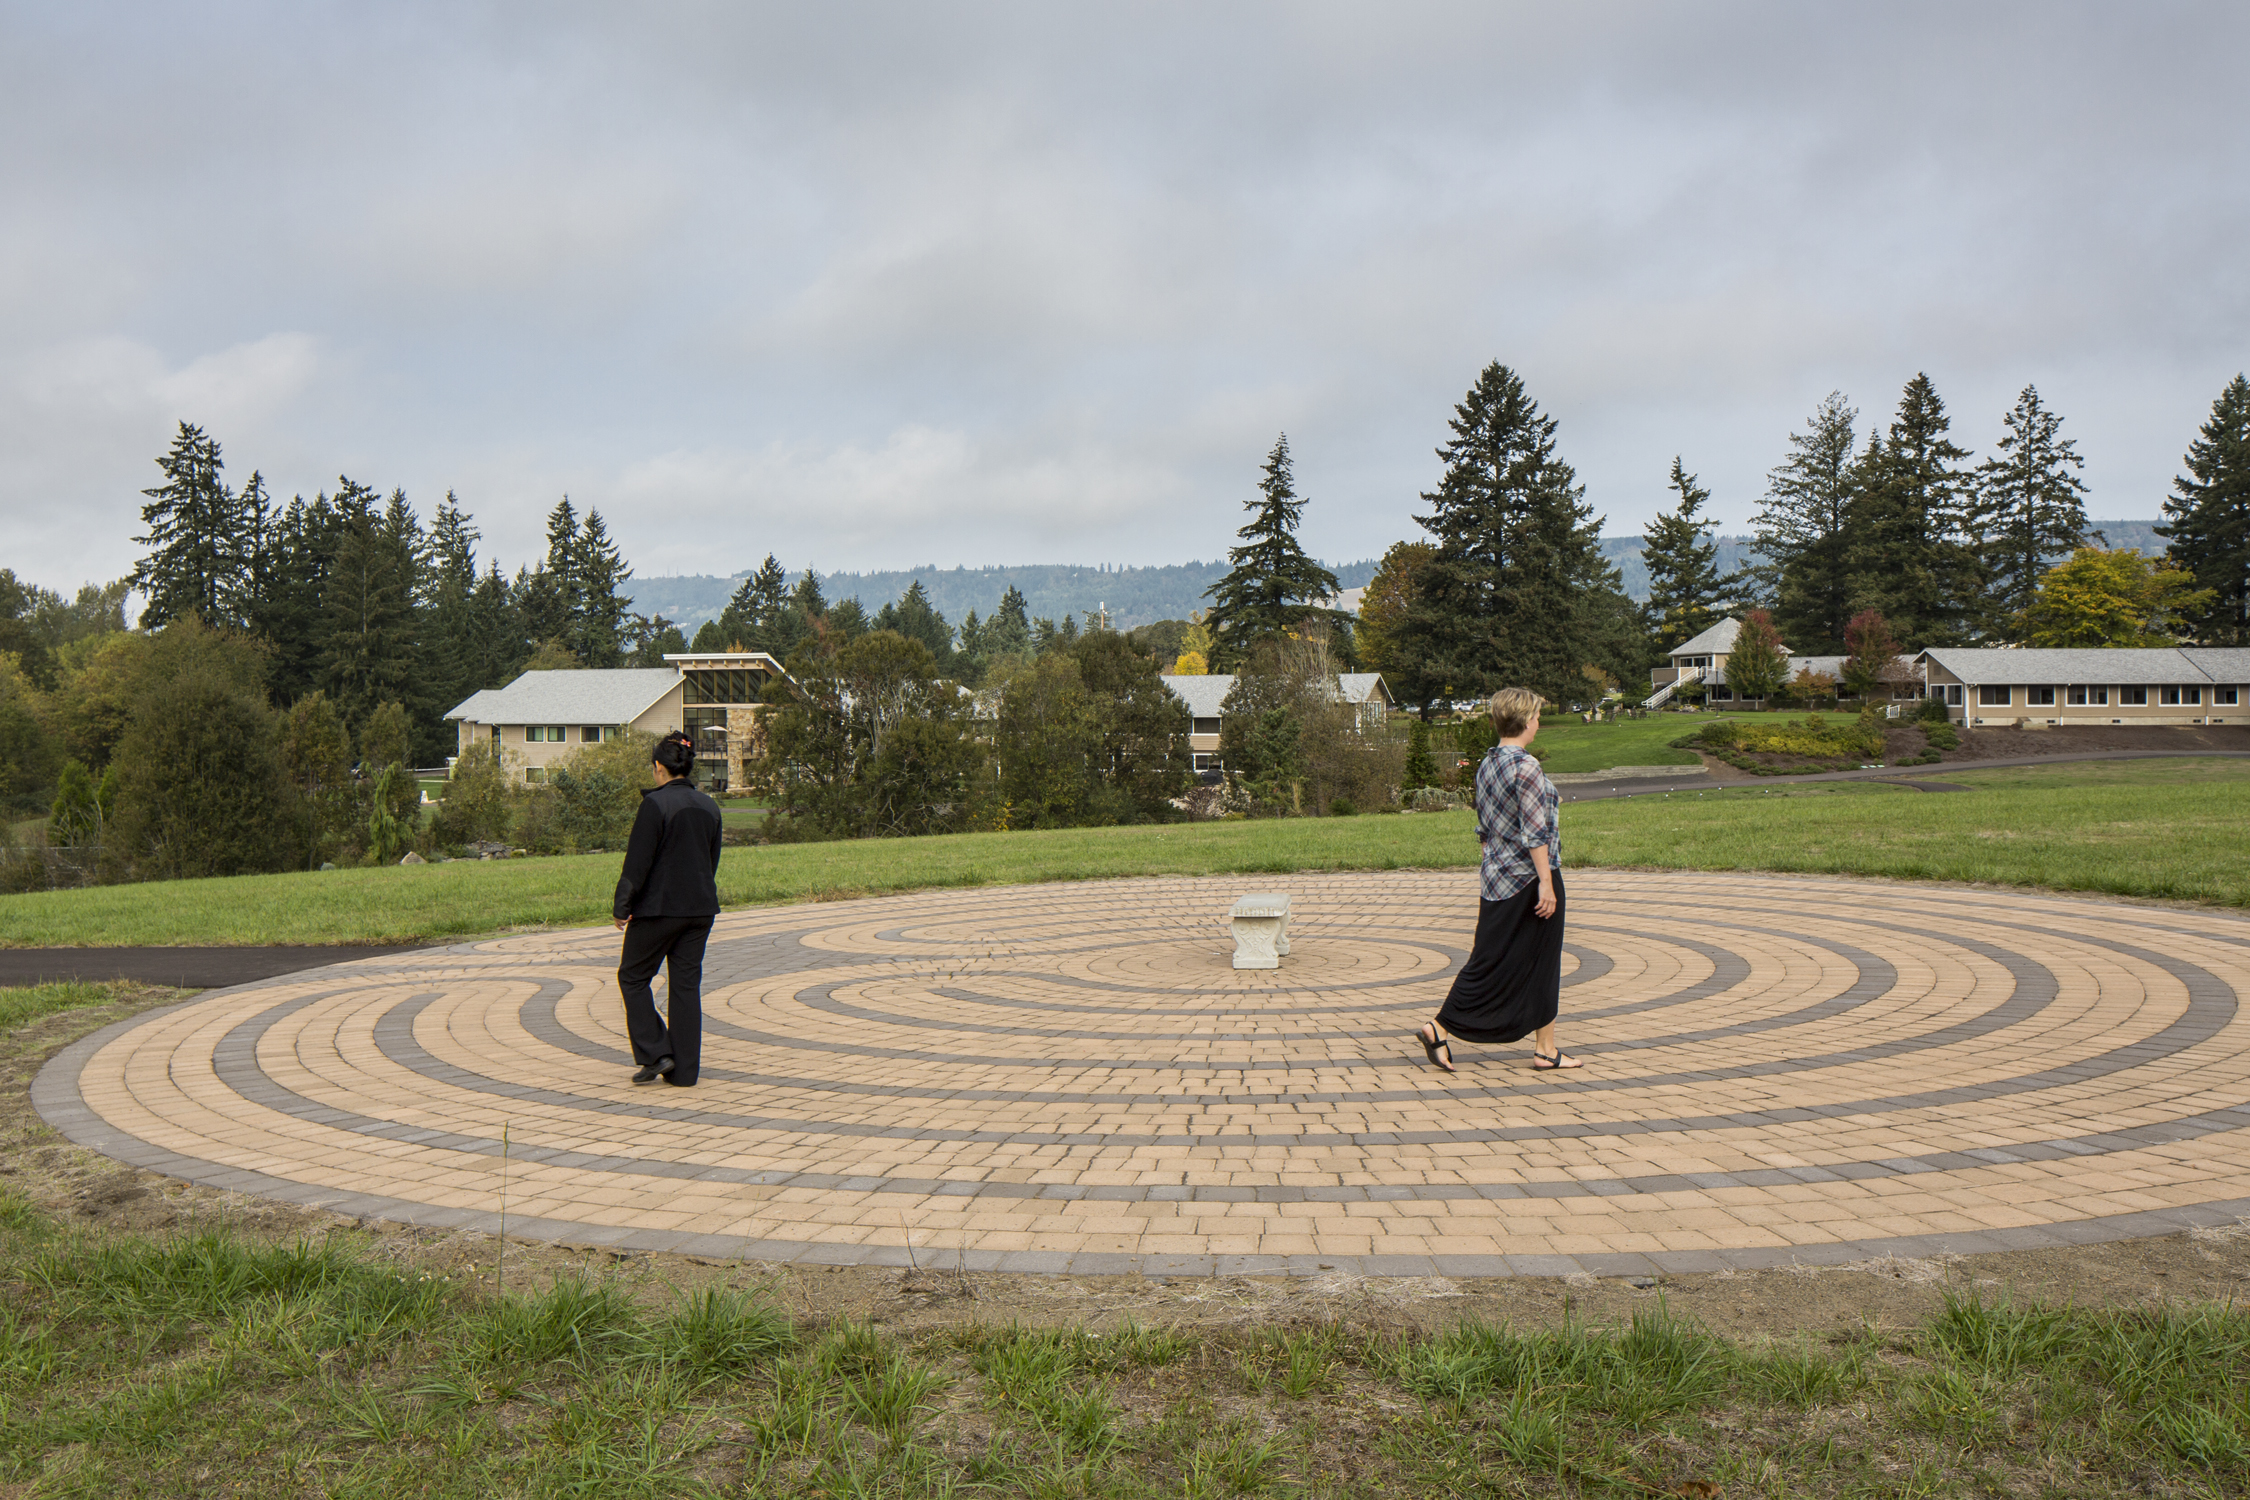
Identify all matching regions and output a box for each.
[431,740,514,848]
[109,659,290,880]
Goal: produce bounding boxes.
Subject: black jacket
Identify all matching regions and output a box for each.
[613,778,724,920]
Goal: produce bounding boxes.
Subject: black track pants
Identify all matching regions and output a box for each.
[616,916,712,1086]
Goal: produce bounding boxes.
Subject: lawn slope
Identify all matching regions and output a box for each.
[2,759,2243,948]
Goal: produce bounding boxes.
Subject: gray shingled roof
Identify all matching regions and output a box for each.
[445,668,681,725]
[1668,617,1741,657]
[1160,674,1233,718]
[2181,648,2250,683]
[1916,647,2228,685]
[1161,672,1393,716]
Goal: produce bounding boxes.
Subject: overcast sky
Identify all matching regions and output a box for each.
[4,1,2245,594]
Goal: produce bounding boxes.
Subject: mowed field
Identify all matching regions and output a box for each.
[1,758,2243,948]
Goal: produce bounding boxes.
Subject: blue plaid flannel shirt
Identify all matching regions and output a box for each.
[1475,744,1561,901]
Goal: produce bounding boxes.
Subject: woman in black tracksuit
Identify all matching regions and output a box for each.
[613,731,724,1086]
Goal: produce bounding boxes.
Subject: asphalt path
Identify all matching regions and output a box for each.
[0,945,429,989]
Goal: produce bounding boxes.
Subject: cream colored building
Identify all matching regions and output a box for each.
[1159,672,1395,773]
[1915,647,2248,726]
[445,652,788,790]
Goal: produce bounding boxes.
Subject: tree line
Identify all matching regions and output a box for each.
[1346,368,2250,713]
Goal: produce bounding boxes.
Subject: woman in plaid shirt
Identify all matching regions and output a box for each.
[1415,687,1582,1072]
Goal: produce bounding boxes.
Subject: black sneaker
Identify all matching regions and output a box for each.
[631,1057,675,1085]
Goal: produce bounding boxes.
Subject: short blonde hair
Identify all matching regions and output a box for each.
[1488,688,1543,738]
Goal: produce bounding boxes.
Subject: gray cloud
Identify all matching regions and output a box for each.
[2,0,2243,595]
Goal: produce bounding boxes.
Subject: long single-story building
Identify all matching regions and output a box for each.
[445,651,788,788]
[1916,647,2247,726]
[1159,672,1394,773]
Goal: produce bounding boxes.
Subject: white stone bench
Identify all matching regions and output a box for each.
[1230,893,1291,970]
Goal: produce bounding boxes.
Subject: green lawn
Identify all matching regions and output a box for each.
[3,759,2244,948]
[0,1207,2243,1497]
[1524,708,1764,773]
[1564,757,2250,904]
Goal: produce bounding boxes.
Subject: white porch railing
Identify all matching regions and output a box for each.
[1641,665,1702,710]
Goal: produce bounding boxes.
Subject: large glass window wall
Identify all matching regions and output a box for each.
[682,668,773,705]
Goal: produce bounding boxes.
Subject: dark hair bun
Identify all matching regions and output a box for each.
[653,731,696,775]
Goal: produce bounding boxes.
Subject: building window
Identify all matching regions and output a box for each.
[683,668,769,706]
[2217,687,2240,706]
[490,726,500,744]
[581,726,602,742]
[2161,686,2202,706]
[2028,686,2056,706]
[1192,717,1221,736]
[1942,684,1964,705]
[2118,686,2148,706]
[1708,684,1734,701]
[683,707,729,757]
[524,766,546,783]
[1978,685,2011,707]
[525,725,567,742]
[2066,686,2107,707]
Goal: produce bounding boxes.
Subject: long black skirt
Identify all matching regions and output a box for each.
[1435,869,1565,1045]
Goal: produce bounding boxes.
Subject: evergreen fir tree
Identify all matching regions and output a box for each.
[1752,392,1860,654]
[792,570,827,618]
[874,581,954,668]
[571,510,631,667]
[2159,373,2250,646]
[463,563,523,689]
[232,470,274,632]
[252,493,340,705]
[319,482,425,737]
[1847,374,1977,646]
[133,422,252,629]
[544,497,581,621]
[514,565,570,654]
[423,493,482,718]
[987,586,1033,659]
[1203,434,1340,664]
[689,618,725,652]
[1971,385,2089,635]
[1395,363,1621,711]
[1641,457,1741,653]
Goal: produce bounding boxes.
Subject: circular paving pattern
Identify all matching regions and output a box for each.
[34,871,2250,1278]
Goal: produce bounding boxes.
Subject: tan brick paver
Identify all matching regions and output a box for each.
[31,871,2250,1274]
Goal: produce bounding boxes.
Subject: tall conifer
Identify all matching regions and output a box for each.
[1203,435,1340,664]
[133,422,251,629]
[1641,457,1740,652]
[571,509,631,667]
[1972,385,2089,634]
[1753,392,1860,654]
[1395,363,1620,711]
[1848,374,1976,646]
[319,481,424,735]
[2159,373,2250,645]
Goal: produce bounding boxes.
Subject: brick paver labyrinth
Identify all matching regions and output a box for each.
[33,870,2250,1277]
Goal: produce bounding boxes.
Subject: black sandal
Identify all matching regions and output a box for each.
[1417,1024,1455,1073]
[1531,1050,1583,1071]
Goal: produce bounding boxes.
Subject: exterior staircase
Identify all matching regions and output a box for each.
[1641,665,1703,711]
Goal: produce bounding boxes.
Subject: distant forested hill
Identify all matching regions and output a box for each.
[629,559,1380,633]
[628,522,2161,630]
